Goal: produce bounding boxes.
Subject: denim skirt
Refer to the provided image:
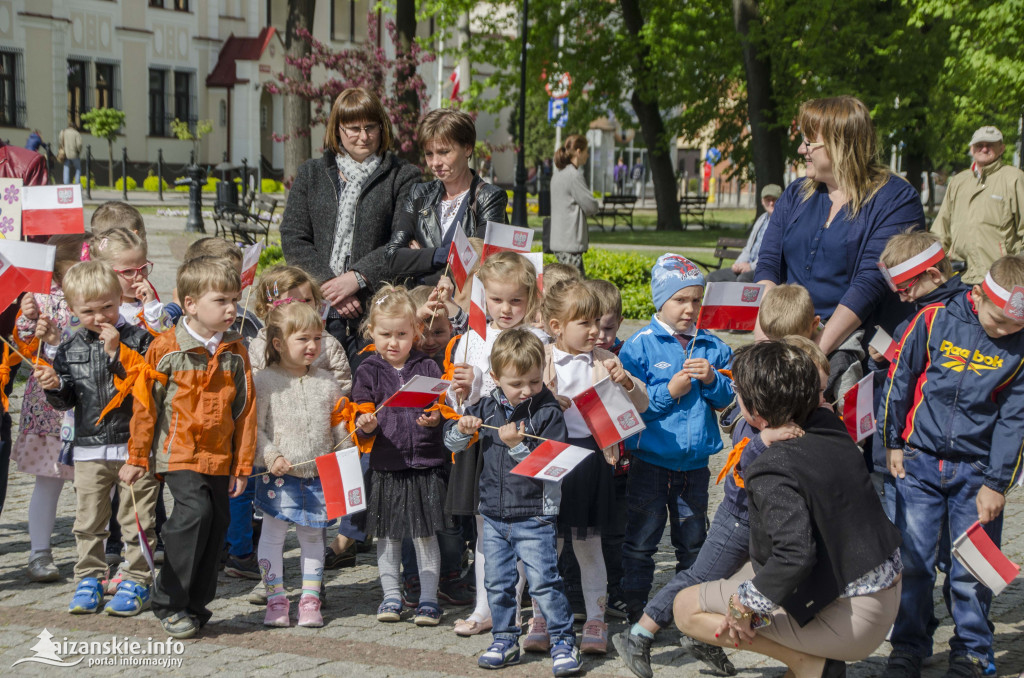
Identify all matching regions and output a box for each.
[254,473,336,528]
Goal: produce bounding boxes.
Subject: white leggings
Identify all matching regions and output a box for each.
[557,533,607,621]
[469,514,526,623]
[256,514,325,596]
[28,476,66,560]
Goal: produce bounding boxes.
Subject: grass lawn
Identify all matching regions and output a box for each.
[526,208,756,249]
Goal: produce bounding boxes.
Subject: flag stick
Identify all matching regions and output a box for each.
[686,307,703,360]
[428,259,452,332]
[478,423,550,442]
[35,336,43,364]
[129,483,157,581]
[240,284,255,330]
[0,335,33,364]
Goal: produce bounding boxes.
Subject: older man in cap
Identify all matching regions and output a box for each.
[931,125,1024,284]
[707,183,782,283]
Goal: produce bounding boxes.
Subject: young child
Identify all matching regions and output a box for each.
[13,234,86,582]
[445,251,540,635]
[90,227,173,336]
[411,284,455,363]
[352,285,450,627]
[33,261,159,616]
[530,280,647,655]
[254,302,346,628]
[587,279,625,355]
[879,255,1024,678]
[444,329,582,676]
[543,262,582,289]
[617,254,733,622]
[122,257,256,639]
[90,200,147,240]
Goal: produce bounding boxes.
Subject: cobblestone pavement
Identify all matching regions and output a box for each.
[1,226,1021,677]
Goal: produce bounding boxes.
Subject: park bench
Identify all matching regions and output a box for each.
[594,194,637,231]
[690,236,748,273]
[213,193,279,246]
[679,195,709,229]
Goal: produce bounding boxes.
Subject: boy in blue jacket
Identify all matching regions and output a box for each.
[879,255,1024,678]
[617,254,733,622]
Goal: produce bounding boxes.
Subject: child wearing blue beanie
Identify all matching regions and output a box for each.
[615,254,734,621]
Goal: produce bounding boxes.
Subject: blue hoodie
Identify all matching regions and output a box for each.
[619,316,733,471]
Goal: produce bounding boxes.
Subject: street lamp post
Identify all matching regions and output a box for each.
[510,0,529,226]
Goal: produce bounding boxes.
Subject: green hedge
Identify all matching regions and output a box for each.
[257,245,284,275]
[114,176,137,191]
[143,174,169,192]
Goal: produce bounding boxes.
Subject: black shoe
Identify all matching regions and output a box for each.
[438,574,474,606]
[606,591,629,619]
[402,575,421,608]
[820,658,846,678]
[223,553,261,580]
[323,543,356,570]
[944,656,985,678]
[356,537,374,553]
[612,630,653,678]
[682,636,737,676]
[883,651,923,678]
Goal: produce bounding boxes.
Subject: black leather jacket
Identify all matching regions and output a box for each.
[385,171,507,285]
[44,324,153,447]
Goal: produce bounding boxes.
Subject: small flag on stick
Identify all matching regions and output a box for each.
[572,376,645,449]
[448,226,479,291]
[0,240,56,294]
[510,440,593,482]
[0,250,30,311]
[22,185,85,236]
[952,521,1020,595]
[469,275,488,338]
[870,326,898,363]
[129,485,157,582]
[483,221,533,259]
[381,375,452,409]
[698,282,765,332]
[842,373,875,442]
[240,242,264,289]
[316,446,366,519]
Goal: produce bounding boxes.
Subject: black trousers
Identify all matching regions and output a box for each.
[151,470,230,624]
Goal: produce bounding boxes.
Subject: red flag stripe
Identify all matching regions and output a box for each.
[698,305,760,332]
[966,523,1020,584]
[509,440,569,477]
[385,391,444,408]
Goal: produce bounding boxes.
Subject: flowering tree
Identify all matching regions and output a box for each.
[266,11,434,176]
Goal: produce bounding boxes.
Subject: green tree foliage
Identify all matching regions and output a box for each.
[80,107,125,187]
[171,118,214,163]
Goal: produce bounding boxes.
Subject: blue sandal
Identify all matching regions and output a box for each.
[414,601,442,626]
[376,597,403,622]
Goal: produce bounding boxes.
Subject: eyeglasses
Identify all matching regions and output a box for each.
[801,138,825,152]
[341,123,380,138]
[893,274,921,294]
[112,261,154,279]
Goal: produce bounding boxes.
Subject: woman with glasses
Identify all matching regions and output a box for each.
[754,96,926,356]
[280,87,421,363]
[385,108,507,288]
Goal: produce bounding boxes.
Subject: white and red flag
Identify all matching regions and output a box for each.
[842,373,875,443]
[0,250,30,311]
[521,252,544,293]
[878,242,944,292]
[572,376,646,449]
[982,272,1024,322]
[953,521,1020,595]
[510,440,593,482]
[316,446,366,519]
[483,221,533,259]
[382,374,452,409]
[239,242,264,289]
[0,240,56,293]
[135,509,157,581]
[469,274,488,337]
[22,185,85,236]
[449,66,461,101]
[448,226,479,291]
[870,326,899,363]
[698,282,765,332]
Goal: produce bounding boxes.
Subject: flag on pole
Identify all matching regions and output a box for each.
[448,226,479,290]
[316,446,367,519]
[510,440,593,482]
[0,250,30,311]
[0,240,56,293]
[572,376,646,449]
[382,374,452,409]
[22,185,85,236]
[483,221,533,259]
[698,282,765,332]
[952,521,1020,595]
[239,242,264,289]
[449,66,461,101]
[521,252,544,293]
[135,510,157,581]
[842,373,875,442]
[870,326,899,363]
[878,242,945,292]
[469,274,487,337]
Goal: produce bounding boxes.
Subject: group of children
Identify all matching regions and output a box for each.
[3,200,1020,678]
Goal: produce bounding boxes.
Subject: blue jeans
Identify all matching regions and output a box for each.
[226,478,256,557]
[620,457,710,606]
[891,448,1003,662]
[644,503,750,628]
[63,158,81,185]
[482,514,575,645]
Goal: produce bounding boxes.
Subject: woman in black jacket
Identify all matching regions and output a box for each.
[385,108,507,289]
[674,342,902,677]
[280,87,421,361]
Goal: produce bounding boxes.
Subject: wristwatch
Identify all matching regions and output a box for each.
[728,594,752,621]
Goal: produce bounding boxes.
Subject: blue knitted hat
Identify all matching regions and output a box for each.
[651,254,705,310]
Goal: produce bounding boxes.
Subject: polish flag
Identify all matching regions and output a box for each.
[698,282,765,332]
[382,374,452,409]
[316,446,366,519]
[0,250,30,311]
[448,226,478,290]
[0,240,56,293]
[952,521,1020,595]
[22,185,85,236]
[878,242,944,292]
[842,373,874,443]
[522,252,544,292]
[135,510,157,581]
[982,272,1024,322]
[870,326,898,363]
[573,376,646,449]
[469,274,487,337]
[239,242,264,289]
[483,221,533,259]
[450,66,461,101]
[510,440,593,482]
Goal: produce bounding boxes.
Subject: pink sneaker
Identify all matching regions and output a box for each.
[522,611,550,652]
[580,619,608,654]
[263,596,290,627]
[297,594,323,628]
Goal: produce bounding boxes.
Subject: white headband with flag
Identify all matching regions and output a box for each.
[982,272,1024,321]
[878,242,945,291]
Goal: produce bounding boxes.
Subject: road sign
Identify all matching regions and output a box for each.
[545,72,572,99]
[548,98,568,128]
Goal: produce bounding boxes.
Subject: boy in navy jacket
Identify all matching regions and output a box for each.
[617,254,733,621]
[879,255,1024,678]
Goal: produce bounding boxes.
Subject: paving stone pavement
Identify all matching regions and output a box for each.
[1,224,1021,676]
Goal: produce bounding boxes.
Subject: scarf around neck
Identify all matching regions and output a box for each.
[329,151,382,275]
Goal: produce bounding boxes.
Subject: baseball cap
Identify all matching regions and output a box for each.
[970,126,1003,146]
[761,184,782,199]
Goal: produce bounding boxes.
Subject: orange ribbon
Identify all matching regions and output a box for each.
[343,401,378,455]
[97,344,168,424]
[0,343,22,411]
[716,436,749,488]
[359,343,377,354]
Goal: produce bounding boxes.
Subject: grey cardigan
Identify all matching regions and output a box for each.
[550,163,600,254]
[280,149,421,294]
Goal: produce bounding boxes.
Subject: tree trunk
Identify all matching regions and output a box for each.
[283,0,314,188]
[393,0,421,165]
[107,140,114,187]
[619,0,682,231]
[903,150,925,196]
[733,0,785,216]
